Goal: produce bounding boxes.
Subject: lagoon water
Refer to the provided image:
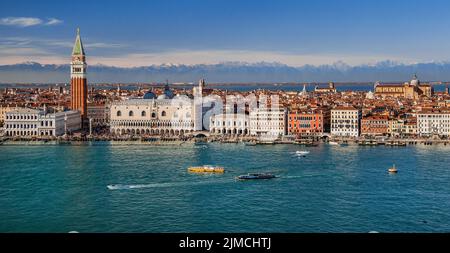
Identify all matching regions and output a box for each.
[1,142,450,232]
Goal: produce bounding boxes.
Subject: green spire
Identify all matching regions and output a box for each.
[72,27,85,56]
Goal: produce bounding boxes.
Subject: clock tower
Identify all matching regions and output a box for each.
[70,28,87,121]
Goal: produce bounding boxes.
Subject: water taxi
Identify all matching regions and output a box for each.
[188,165,225,173]
[388,164,398,173]
[236,173,276,180]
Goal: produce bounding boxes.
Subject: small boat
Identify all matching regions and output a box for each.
[188,165,225,173]
[296,150,310,155]
[388,164,398,173]
[329,141,339,145]
[236,173,276,180]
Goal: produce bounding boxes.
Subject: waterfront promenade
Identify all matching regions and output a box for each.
[2,133,450,146]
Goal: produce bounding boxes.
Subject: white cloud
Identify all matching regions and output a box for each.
[0,17,43,27]
[0,17,63,27]
[45,18,63,26]
[84,42,124,49]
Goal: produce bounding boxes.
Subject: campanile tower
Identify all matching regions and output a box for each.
[70,28,87,120]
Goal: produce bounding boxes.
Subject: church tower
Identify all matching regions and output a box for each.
[70,28,87,121]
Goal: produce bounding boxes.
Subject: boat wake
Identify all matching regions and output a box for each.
[107,179,229,190]
[282,175,303,179]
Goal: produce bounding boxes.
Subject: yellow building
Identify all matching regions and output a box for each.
[374,75,433,99]
[0,104,16,126]
[315,82,337,93]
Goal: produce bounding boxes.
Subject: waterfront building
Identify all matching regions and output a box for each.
[70,28,88,121]
[402,119,418,136]
[87,103,109,126]
[109,84,199,136]
[331,106,361,137]
[209,113,250,135]
[374,75,433,99]
[314,82,337,93]
[388,118,403,137]
[361,115,389,136]
[417,111,450,137]
[4,108,81,137]
[249,107,287,137]
[288,110,324,136]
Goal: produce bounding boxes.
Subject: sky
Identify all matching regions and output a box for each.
[1,0,450,67]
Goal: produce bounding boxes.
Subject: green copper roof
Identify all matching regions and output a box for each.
[72,28,85,55]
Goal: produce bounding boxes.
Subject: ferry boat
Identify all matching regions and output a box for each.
[188,165,225,173]
[236,173,276,180]
[388,164,398,173]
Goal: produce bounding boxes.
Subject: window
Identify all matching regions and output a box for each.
[161,111,166,117]
[117,111,122,117]
[151,112,156,118]
[129,111,134,117]
[141,111,146,117]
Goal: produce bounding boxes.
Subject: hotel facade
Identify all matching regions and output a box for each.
[361,115,389,136]
[331,106,361,137]
[249,107,287,137]
[288,110,324,136]
[417,111,450,136]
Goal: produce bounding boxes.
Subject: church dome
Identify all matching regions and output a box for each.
[174,94,189,100]
[157,94,168,99]
[164,89,174,99]
[366,90,374,99]
[143,91,156,99]
[410,74,420,86]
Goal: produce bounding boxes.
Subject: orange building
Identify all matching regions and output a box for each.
[361,115,389,136]
[288,110,323,136]
[70,28,88,121]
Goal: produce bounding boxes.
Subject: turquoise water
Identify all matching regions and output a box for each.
[1,142,450,232]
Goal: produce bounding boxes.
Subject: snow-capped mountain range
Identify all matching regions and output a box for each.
[1,61,450,83]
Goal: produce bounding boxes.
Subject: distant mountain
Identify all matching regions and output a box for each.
[1,61,450,83]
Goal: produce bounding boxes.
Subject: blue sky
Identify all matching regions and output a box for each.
[1,0,450,67]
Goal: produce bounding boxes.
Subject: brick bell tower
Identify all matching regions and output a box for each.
[70,28,87,123]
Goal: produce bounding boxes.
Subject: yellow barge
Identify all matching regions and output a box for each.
[188,165,225,173]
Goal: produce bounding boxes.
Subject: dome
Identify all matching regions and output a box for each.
[157,94,168,99]
[143,91,156,99]
[173,94,189,100]
[164,88,174,99]
[410,74,420,86]
[366,90,374,99]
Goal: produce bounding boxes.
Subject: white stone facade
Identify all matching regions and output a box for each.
[109,95,196,136]
[249,108,287,137]
[4,108,81,137]
[417,112,450,136]
[210,113,250,135]
[331,107,361,137]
